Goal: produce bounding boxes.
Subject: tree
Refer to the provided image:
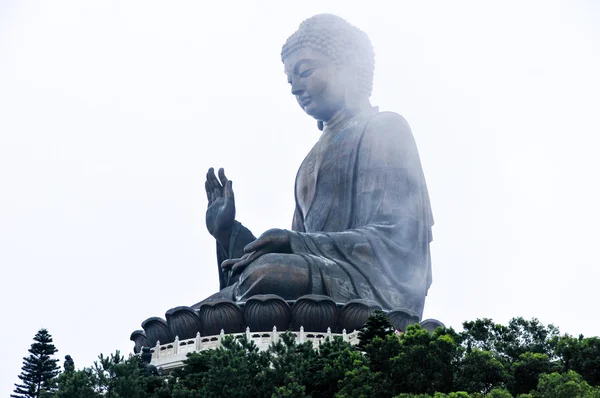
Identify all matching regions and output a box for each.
[357,310,394,350]
[535,370,599,398]
[389,325,462,395]
[12,328,60,398]
[509,352,559,395]
[500,317,560,362]
[90,350,170,398]
[556,334,600,386]
[53,369,98,398]
[43,315,600,397]
[173,335,273,398]
[336,360,383,398]
[304,337,362,397]
[460,317,560,364]
[454,349,507,394]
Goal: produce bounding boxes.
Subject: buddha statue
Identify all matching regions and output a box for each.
[134,15,438,350]
[196,14,434,320]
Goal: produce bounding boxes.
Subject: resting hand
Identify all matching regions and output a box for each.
[221,229,291,276]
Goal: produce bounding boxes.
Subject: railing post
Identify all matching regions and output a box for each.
[195,332,202,351]
[272,326,278,344]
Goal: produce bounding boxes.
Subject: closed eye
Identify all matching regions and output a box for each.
[299,68,315,78]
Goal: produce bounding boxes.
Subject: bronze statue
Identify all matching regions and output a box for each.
[133,14,439,350]
[198,14,433,319]
[63,355,74,373]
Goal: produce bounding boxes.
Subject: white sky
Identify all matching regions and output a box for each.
[1,0,599,394]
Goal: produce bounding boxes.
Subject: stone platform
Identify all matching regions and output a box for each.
[130,294,444,356]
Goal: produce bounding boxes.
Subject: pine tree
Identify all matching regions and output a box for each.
[357,310,394,351]
[12,328,60,398]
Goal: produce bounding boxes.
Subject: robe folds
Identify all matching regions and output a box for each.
[218,108,434,318]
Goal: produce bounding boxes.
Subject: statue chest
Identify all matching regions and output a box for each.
[295,124,364,224]
[296,141,327,217]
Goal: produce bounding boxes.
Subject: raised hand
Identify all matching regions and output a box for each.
[221,228,291,276]
[205,167,236,248]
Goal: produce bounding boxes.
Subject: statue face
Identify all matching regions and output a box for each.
[284,48,349,122]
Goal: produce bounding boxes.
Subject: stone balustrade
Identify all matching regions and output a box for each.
[149,326,359,372]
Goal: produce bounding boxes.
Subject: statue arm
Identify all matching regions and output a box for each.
[216,221,256,289]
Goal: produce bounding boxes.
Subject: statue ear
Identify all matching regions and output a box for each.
[317,120,324,130]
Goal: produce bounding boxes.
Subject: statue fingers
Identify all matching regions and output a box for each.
[231,250,264,276]
[206,170,219,201]
[224,180,234,199]
[243,229,283,253]
[208,167,223,190]
[244,237,266,253]
[207,168,224,198]
[218,168,229,186]
[221,257,240,271]
[221,252,251,271]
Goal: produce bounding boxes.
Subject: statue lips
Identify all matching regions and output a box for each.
[300,96,312,108]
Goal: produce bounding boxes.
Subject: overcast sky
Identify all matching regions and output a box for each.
[1,0,599,394]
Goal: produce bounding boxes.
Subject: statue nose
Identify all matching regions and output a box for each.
[291,80,305,96]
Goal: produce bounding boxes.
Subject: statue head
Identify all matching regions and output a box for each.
[282,14,375,124]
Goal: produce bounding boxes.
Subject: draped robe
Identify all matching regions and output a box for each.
[214,109,433,318]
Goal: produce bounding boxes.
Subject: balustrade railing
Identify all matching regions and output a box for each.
[149,326,359,369]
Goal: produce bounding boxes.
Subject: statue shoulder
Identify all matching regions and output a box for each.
[363,111,415,146]
[367,111,411,133]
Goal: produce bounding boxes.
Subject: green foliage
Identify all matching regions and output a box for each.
[173,335,272,397]
[302,336,362,397]
[271,373,307,398]
[534,370,600,398]
[460,317,559,363]
[454,349,507,394]
[510,352,559,395]
[335,360,382,398]
[556,334,600,386]
[486,388,513,398]
[53,370,98,398]
[90,350,169,397]
[389,324,462,394]
[357,309,394,350]
[36,314,600,397]
[12,328,60,398]
[501,318,560,361]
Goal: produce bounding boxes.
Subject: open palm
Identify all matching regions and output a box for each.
[205,167,235,246]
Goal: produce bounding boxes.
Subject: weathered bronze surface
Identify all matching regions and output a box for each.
[130,330,148,354]
[133,14,439,349]
[199,14,433,319]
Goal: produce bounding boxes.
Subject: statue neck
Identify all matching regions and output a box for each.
[322,100,374,133]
